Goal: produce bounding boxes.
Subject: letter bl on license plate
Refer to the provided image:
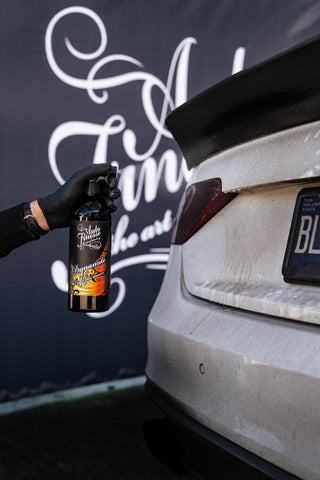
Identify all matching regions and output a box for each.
[283,187,320,284]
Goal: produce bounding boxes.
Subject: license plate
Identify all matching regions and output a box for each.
[283,187,320,285]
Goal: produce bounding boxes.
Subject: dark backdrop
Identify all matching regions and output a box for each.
[0,0,319,400]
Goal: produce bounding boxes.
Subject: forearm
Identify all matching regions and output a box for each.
[0,201,48,258]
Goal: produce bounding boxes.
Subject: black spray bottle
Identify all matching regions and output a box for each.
[68,168,117,312]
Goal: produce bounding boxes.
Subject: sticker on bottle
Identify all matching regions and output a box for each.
[68,221,111,297]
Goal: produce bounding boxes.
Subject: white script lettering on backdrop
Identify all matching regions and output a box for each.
[45,6,245,318]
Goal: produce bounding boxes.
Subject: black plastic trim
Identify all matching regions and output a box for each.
[166,35,320,170]
[145,380,301,480]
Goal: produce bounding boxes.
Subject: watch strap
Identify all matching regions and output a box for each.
[23,203,49,238]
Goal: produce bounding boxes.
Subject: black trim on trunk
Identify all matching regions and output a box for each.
[166,35,320,170]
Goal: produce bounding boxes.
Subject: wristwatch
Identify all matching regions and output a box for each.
[23,203,49,238]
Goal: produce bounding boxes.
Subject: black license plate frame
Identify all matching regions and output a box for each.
[283,187,320,285]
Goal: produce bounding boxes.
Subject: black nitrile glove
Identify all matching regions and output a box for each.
[101,172,121,212]
[38,164,120,230]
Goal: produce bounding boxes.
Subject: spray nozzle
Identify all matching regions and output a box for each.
[95,165,118,185]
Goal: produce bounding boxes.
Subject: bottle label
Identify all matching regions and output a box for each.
[69,220,111,297]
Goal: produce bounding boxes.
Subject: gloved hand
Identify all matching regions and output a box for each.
[99,171,120,213]
[38,164,120,230]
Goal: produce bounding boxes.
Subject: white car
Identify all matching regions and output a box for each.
[145,37,320,480]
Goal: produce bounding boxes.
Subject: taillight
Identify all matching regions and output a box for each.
[171,178,237,245]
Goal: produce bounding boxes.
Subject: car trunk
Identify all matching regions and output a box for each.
[181,120,320,325]
[165,36,320,326]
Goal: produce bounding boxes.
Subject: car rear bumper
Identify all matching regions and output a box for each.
[146,245,320,479]
[144,380,300,480]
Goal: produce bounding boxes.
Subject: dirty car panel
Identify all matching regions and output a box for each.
[146,36,320,480]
